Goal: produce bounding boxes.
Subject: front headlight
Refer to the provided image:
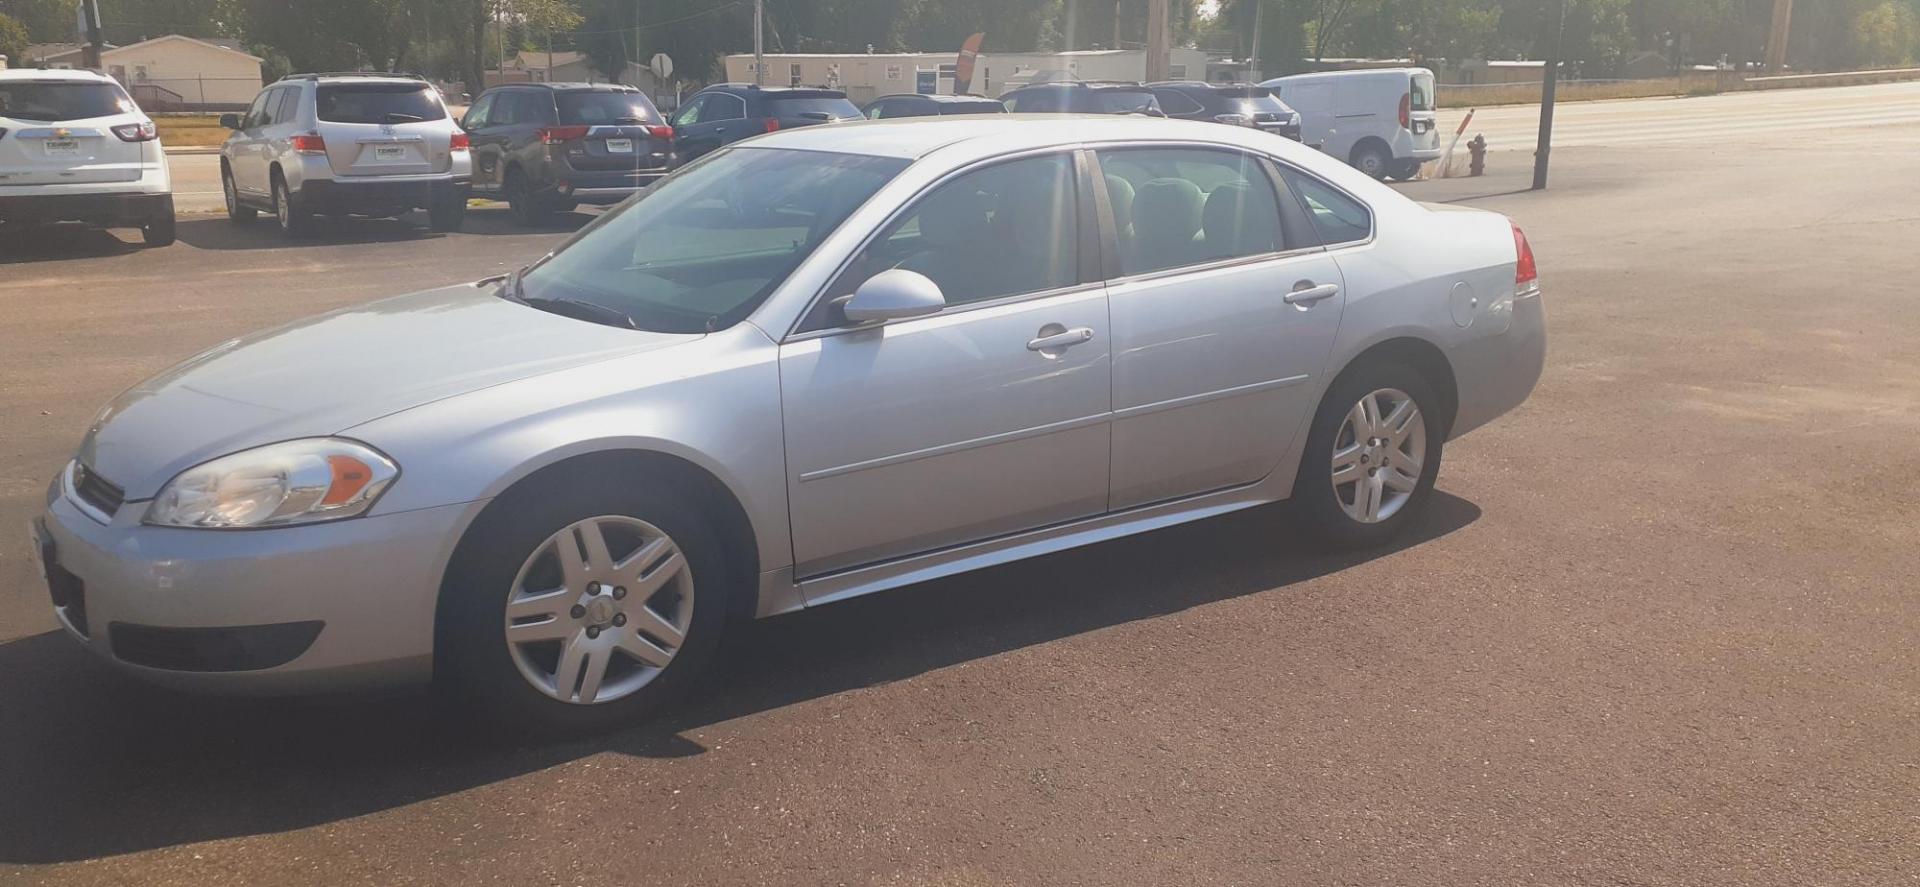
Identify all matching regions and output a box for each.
[145,438,399,529]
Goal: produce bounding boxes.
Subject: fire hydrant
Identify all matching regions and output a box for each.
[1467,134,1488,177]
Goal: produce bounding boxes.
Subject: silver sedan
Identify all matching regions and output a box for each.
[34,115,1544,732]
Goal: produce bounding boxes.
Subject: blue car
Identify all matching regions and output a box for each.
[667,85,861,163]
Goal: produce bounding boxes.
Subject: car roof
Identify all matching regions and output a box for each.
[0,68,116,83]
[492,82,637,92]
[704,84,848,97]
[744,113,1274,161]
[875,93,999,103]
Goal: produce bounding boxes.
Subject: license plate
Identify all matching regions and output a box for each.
[44,139,79,157]
[1414,121,1431,134]
[374,144,407,161]
[605,139,634,154]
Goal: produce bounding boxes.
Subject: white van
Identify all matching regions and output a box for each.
[1261,67,1440,181]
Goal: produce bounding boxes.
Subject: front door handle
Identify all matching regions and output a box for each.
[1027,326,1095,352]
[1284,281,1341,306]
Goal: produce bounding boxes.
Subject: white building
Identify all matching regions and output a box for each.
[723,48,1212,105]
[25,35,263,109]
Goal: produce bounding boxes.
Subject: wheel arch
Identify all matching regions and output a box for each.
[1328,335,1458,436]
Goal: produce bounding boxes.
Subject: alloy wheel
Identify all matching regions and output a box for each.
[502,515,695,705]
[1330,387,1425,523]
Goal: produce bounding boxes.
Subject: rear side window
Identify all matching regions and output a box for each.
[557,91,660,125]
[0,81,135,122]
[1279,168,1372,245]
[315,83,446,124]
[274,87,302,124]
[1151,89,1204,115]
[767,96,860,119]
[1097,147,1285,276]
[1086,90,1159,114]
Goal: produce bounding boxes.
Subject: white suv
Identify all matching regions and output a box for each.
[0,68,175,246]
[220,73,470,236]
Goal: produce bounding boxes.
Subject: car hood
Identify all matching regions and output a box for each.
[80,284,697,499]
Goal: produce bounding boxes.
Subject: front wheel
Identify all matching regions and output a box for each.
[1293,363,1445,549]
[436,481,728,734]
[223,168,256,222]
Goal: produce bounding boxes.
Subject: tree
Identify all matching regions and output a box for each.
[0,10,29,64]
[0,0,74,42]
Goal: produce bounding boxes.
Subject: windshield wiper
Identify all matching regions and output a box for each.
[500,267,639,329]
[382,112,427,124]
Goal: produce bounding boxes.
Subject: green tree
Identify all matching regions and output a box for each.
[0,10,30,64]
[0,0,74,42]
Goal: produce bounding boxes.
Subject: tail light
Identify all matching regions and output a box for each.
[762,118,781,133]
[111,121,158,142]
[1512,223,1539,292]
[1399,92,1411,129]
[449,131,471,151]
[1212,113,1252,127]
[290,133,326,154]
[538,126,590,145]
[646,124,674,140]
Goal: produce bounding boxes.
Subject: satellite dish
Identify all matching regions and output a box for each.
[649,53,674,81]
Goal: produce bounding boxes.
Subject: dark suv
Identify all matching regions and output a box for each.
[862,93,1006,119]
[463,83,671,226]
[1148,81,1301,141]
[997,81,1163,115]
[668,85,861,162]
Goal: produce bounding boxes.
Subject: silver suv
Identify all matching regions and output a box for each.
[218,73,470,236]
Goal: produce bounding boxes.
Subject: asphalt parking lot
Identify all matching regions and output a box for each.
[3,105,1918,885]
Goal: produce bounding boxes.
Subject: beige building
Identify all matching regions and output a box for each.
[486,50,662,92]
[26,35,263,109]
[723,48,1213,105]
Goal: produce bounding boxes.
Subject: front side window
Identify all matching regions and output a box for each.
[462,93,495,128]
[1279,168,1372,245]
[670,95,706,126]
[515,148,907,333]
[0,80,136,122]
[1097,147,1286,276]
[834,153,1079,310]
[315,82,446,124]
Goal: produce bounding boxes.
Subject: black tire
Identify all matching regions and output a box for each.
[272,174,312,237]
[1386,159,1422,181]
[223,167,257,222]
[504,168,550,228]
[140,207,176,247]
[1292,362,1445,549]
[1350,141,1392,180]
[435,477,730,735]
[428,187,467,232]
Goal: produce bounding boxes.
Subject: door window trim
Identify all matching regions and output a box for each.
[1269,160,1376,249]
[784,146,1096,342]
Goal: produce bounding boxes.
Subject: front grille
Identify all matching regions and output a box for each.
[72,462,125,516]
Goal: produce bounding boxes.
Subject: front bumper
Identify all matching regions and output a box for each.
[1448,287,1547,438]
[36,479,482,695]
[0,191,172,227]
[296,177,469,216]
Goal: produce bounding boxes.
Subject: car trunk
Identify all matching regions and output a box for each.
[314,82,451,177]
[552,91,671,172]
[0,81,147,186]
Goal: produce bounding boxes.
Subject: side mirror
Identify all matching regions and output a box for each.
[840,270,946,324]
[219,113,242,130]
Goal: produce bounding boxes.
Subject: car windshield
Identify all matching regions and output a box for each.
[1090,89,1161,114]
[0,82,136,122]
[557,91,661,125]
[767,96,861,119]
[315,83,446,124]
[1410,72,1436,111]
[512,147,908,333]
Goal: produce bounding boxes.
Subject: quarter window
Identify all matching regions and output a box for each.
[838,153,1080,310]
[1095,147,1287,276]
[1278,168,1372,245]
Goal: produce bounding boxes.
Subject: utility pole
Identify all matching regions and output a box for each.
[1144,0,1170,81]
[753,0,764,85]
[1532,0,1564,190]
[1764,0,1794,73]
[1249,0,1264,82]
[80,0,105,71]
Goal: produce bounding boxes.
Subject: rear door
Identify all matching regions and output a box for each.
[0,78,147,186]
[313,80,452,178]
[1407,70,1440,153]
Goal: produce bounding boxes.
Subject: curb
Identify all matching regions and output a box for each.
[164,146,223,156]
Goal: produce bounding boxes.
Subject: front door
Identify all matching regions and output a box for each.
[1094,146,1347,509]
[460,93,500,192]
[779,152,1111,578]
[230,87,276,196]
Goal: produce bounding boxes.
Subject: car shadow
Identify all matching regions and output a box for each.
[171,214,446,250]
[458,202,600,235]
[0,225,146,264]
[0,493,1479,864]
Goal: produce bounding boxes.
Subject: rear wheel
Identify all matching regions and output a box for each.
[504,168,550,228]
[1350,141,1392,180]
[272,174,312,237]
[1293,362,1444,549]
[1386,159,1422,181]
[223,167,256,222]
[140,205,176,247]
[436,480,728,734]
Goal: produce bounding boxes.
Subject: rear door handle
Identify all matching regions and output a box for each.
[1284,281,1341,306]
[1027,326,1095,352]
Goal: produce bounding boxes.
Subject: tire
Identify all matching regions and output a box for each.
[223,167,257,222]
[436,477,729,735]
[1386,159,1422,181]
[504,168,550,228]
[1292,362,1445,549]
[428,187,467,232]
[272,174,312,237]
[1350,142,1392,180]
[140,207,176,247]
